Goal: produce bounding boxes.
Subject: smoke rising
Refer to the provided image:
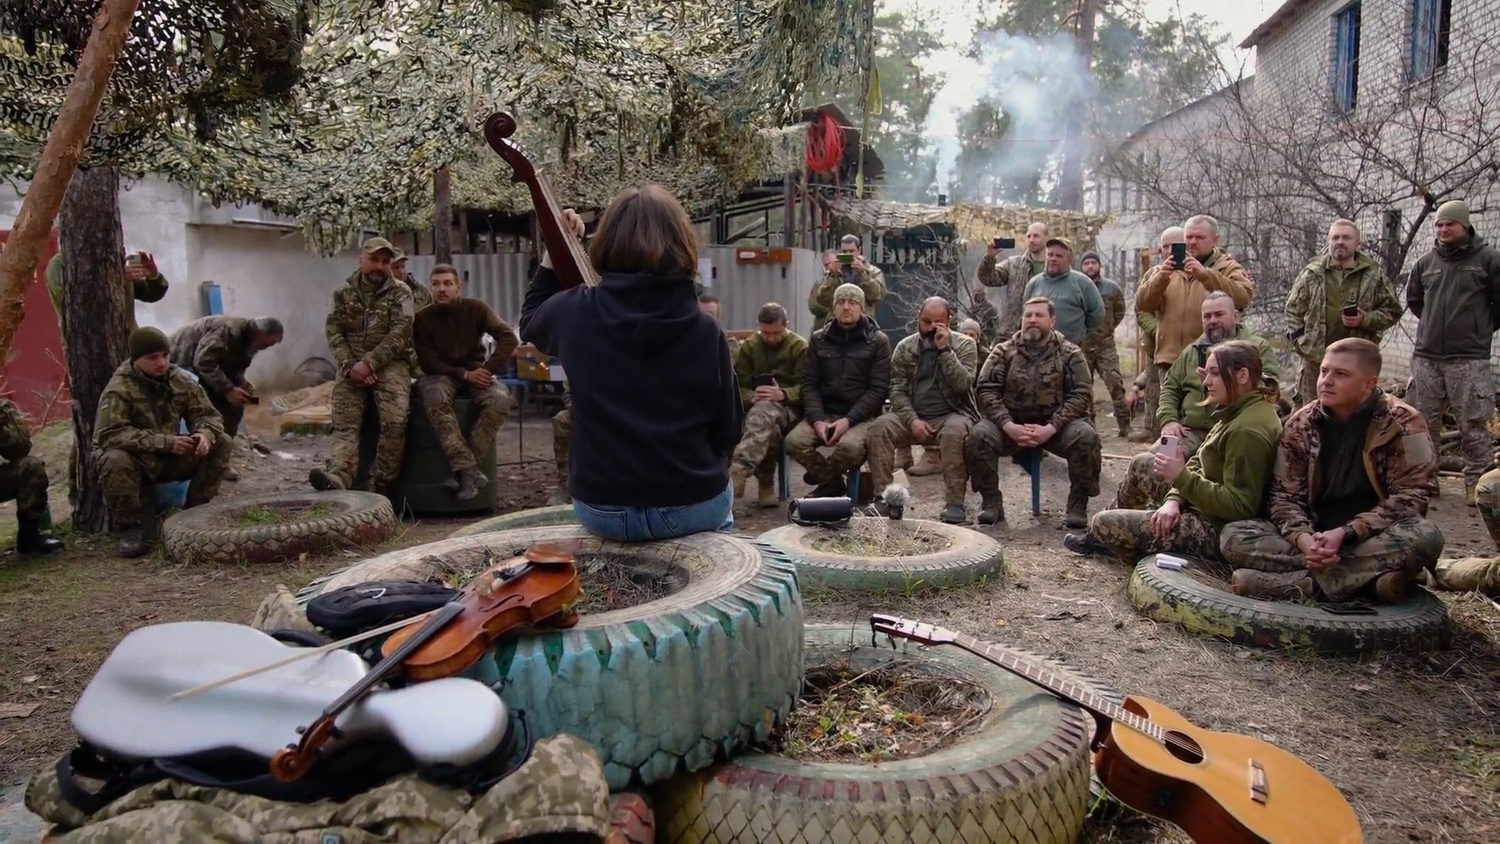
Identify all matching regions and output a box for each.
[921,30,1094,201]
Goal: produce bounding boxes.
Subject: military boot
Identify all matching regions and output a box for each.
[116,527,149,559]
[755,477,779,508]
[1230,569,1313,601]
[1374,571,1413,604]
[441,471,461,492]
[1064,489,1089,529]
[308,467,346,491]
[1063,532,1115,559]
[15,516,62,555]
[939,503,967,524]
[976,492,1004,526]
[456,468,489,501]
[730,464,749,499]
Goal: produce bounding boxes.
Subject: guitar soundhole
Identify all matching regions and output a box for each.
[1163,731,1205,764]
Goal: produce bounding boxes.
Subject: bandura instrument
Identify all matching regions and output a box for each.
[870,614,1363,844]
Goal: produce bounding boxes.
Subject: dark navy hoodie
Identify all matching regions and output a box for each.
[519,266,741,508]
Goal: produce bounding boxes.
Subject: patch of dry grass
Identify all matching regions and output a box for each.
[809,516,951,557]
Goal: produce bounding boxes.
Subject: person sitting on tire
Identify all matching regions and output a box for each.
[519,187,742,541]
[784,284,892,499]
[964,296,1099,528]
[868,296,979,524]
[1064,339,1281,564]
[0,398,63,555]
[95,327,231,558]
[729,302,808,509]
[1110,291,1280,512]
[413,263,520,501]
[168,315,284,482]
[1219,339,1444,604]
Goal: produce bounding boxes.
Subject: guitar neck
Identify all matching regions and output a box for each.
[951,634,1164,742]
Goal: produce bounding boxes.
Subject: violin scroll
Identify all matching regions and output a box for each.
[269,720,335,782]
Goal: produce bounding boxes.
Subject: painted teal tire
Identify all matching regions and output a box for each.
[447,505,578,538]
[652,623,1094,843]
[757,520,1005,593]
[295,527,804,790]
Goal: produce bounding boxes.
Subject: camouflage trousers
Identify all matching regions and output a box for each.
[553,407,572,487]
[97,440,232,531]
[0,455,50,519]
[1088,507,1225,564]
[417,375,511,473]
[1110,428,1206,510]
[1220,517,1445,602]
[204,387,244,439]
[1084,340,1129,432]
[1476,467,1500,547]
[1405,356,1495,486]
[963,418,1101,498]
[1292,355,1321,408]
[868,412,972,505]
[1141,363,1168,438]
[784,419,875,484]
[731,401,799,483]
[326,368,410,492]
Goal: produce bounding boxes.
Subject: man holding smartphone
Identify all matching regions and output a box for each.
[977,222,1048,334]
[730,303,808,508]
[1283,219,1403,407]
[808,235,886,331]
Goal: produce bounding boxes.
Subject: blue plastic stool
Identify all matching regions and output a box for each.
[151,370,200,512]
[1014,448,1042,515]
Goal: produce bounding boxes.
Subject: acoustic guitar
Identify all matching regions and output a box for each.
[870,615,1363,844]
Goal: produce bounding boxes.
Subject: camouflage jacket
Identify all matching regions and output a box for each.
[94,361,225,454]
[1285,251,1402,361]
[0,399,32,463]
[967,295,1002,348]
[168,316,259,396]
[1084,276,1127,350]
[735,331,809,412]
[888,330,980,425]
[1165,392,1283,529]
[801,315,892,424]
[1268,391,1437,544]
[976,251,1043,290]
[808,264,887,330]
[1158,325,1280,432]
[1135,248,1254,365]
[325,271,415,374]
[976,330,1092,429]
[403,279,434,311]
[45,254,168,334]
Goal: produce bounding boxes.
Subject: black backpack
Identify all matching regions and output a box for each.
[306,580,458,638]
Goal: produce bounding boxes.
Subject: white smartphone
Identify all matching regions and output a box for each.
[1158,434,1181,460]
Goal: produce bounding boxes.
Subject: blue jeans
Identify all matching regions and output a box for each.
[573,483,734,542]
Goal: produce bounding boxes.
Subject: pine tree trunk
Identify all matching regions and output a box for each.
[59,166,131,534]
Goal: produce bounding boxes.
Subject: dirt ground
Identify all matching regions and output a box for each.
[0,400,1496,844]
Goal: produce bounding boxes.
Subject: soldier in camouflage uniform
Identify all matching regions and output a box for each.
[964,296,1100,528]
[311,237,415,494]
[966,288,1001,348]
[869,297,980,523]
[392,252,433,311]
[0,399,63,554]
[1066,340,1282,564]
[168,315,283,481]
[1078,250,1130,435]
[94,328,230,558]
[977,222,1048,336]
[1111,292,1280,511]
[730,303,807,508]
[784,284,891,497]
[413,264,519,500]
[550,382,572,506]
[808,235,887,331]
[1403,200,1500,502]
[1221,339,1444,603]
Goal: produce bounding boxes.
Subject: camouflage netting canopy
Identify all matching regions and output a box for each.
[0,0,872,253]
[830,197,1111,253]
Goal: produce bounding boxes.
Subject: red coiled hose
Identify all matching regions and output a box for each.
[805,111,845,176]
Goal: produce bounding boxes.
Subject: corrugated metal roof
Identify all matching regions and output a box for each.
[829,198,1111,250]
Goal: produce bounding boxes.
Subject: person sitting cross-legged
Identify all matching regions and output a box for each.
[868,296,979,523]
[729,302,808,508]
[95,327,231,558]
[784,283,892,498]
[963,296,1100,528]
[413,263,520,500]
[1064,339,1281,564]
[1220,338,1444,603]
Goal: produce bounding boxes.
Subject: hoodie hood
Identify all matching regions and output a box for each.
[593,271,702,357]
[1435,232,1486,259]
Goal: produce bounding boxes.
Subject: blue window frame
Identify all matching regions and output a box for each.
[1411,0,1452,80]
[1332,4,1361,111]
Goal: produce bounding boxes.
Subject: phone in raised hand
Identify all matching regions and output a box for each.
[1158,434,1181,460]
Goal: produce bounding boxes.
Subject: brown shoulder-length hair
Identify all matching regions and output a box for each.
[1203,339,1269,405]
[588,184,699,280]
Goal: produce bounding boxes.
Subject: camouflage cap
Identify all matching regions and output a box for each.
[1046,237,1074,253]
[391,249,408,263]
[833,283,865,307]
[361,237,397,258]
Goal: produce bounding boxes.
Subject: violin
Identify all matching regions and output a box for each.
[267,543,581,782]
[483,111,599,290]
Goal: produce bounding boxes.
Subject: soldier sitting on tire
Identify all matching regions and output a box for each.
[412,263,519,501]
[1220,338,1444,604]
[94,327,231,558]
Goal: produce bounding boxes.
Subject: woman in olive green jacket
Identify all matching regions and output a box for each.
[1065,339,1283,564]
